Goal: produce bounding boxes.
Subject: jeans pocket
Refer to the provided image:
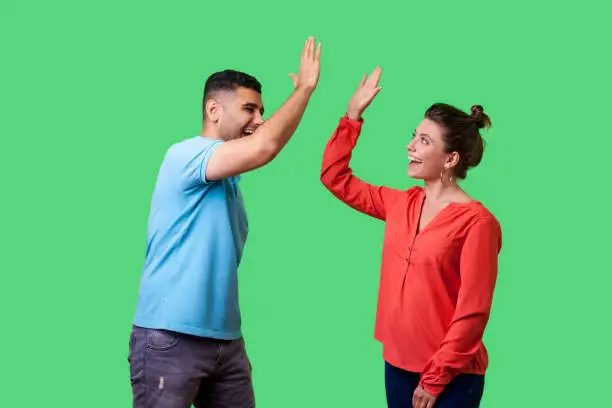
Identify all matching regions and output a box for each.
[128,331,134,354]
[128,328,145,385]
[127,330,135,364]
[146,328,181,351]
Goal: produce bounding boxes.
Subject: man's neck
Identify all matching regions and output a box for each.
[200,122,222,140]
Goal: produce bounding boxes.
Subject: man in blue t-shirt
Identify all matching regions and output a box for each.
[128,36,322,408]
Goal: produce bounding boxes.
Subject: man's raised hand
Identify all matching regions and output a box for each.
[289,36,322,93]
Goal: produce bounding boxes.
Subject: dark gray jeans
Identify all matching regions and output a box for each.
[128,325,254,408]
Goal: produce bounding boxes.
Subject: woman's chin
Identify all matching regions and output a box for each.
[407,169,423,180]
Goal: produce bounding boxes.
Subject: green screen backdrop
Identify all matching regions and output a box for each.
[1,0,610,407]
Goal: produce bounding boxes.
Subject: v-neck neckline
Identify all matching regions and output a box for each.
[413,187,476,236]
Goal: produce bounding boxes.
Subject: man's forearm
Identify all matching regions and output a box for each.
[256,86,313,153]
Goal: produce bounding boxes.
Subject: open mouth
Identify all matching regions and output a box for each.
[241,128,255,137]
[408,155,423,164]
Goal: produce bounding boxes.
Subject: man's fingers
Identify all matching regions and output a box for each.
[306,36,314,59]
[289,73,298,87]
[301,38,309,59]
[315,42,322,61]
[311,37,316,59]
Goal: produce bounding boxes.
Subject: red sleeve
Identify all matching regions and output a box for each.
[320,115,400,220]
[419,217,502,397]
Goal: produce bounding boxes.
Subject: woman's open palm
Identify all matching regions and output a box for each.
[347,66,382,120]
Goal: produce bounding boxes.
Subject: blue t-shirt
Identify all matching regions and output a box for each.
[133,135,248,340]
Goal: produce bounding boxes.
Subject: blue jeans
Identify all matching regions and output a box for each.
[128,325,254,408]
[384,361,485,408]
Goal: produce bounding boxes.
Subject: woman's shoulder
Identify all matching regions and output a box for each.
[405,185,424,200]
[380,184,423,205]
[462,201,501,233]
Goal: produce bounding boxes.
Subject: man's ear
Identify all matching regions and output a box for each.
[205,98,220,123]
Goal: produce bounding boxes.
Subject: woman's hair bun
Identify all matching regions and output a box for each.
[470,105,492,129]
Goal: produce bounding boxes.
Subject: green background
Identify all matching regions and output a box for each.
[1,0,610,406]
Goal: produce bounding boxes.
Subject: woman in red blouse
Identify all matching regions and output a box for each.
[320,67,502,408]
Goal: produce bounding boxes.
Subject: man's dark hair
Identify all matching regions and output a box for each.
[202,69,262,111]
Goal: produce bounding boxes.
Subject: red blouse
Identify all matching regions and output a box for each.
[320,116,502,397]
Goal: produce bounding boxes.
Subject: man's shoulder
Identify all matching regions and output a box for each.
[159,136,224,172]
[167,136,222,156]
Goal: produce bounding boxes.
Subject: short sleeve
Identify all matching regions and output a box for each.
[199,140,223,184]
[169,138,224,189]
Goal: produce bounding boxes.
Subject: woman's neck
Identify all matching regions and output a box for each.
[422,179,469,203]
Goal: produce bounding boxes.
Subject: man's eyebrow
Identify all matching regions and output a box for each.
[243,102,264,114]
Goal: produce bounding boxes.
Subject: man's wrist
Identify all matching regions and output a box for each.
[294,84,315,97]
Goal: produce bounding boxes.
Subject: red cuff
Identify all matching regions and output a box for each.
[340,114,364,129]
[419,381,444,398]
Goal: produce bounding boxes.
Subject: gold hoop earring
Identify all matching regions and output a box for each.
[440,168,454,186]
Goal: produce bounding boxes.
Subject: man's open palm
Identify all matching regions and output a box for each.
[290,36,321,93]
